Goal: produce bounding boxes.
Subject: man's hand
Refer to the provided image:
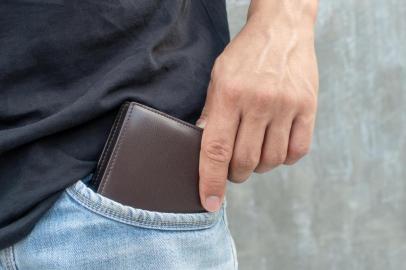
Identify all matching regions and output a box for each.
[196,0,319,212]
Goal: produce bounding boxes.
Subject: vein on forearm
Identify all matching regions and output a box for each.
[247,0,318,30]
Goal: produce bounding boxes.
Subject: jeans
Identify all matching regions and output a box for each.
[0,173,238,270]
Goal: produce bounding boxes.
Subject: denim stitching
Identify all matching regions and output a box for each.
[68,187,219,229]
[66,181,223,230]
[0,249,6,270]
[77,190,217,227]
[3,247,17,270]
[5,247,12,270]
[78,184,216,225]
[10,246,17,270]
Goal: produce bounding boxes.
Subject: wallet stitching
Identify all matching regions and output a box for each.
[93,103,127,188]
[132,101,203,133]
[99,103,135,194]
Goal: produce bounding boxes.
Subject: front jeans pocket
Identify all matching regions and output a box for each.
[66,173,223,231]
[8,173,237,270]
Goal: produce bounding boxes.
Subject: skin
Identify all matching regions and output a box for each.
[196,0,319,212]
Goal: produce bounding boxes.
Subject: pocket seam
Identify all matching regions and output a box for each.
[66,180,222,231]
[222,206,239,270]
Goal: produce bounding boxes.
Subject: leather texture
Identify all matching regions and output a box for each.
[90,101,206,213]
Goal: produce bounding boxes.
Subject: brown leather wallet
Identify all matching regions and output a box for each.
[90,101,206,213]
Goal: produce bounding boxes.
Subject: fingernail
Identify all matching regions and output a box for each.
[196,119,206,129]
[205,196,221,212]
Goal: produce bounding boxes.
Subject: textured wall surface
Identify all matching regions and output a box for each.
[225,1,406,269]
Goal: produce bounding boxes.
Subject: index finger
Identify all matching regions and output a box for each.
[199,87,240,212]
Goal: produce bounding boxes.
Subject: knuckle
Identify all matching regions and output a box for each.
[281,92,298,107]
[221,82,243,103]
[252,90,299,116]
[203,140,233,164]
[273,153,287,165]
[299,93,318,112]
[278,93,299,115]
[202,175,224,188]
[288,144,310,161]
[233,155,258,172]
[263,151,287,168]
[252,90,273,112]
[274,153,287,166]
[200,176,225,194]
[254,164,269,174]
[229,173,250,184]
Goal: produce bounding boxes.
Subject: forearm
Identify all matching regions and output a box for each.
[231,0,319,80]
[247,0,318,32]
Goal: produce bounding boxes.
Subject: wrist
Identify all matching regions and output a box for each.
[243,14,316,48]
[247,0,318,33]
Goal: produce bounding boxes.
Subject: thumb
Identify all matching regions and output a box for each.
[196,105,208,129]
[196,81,215,129]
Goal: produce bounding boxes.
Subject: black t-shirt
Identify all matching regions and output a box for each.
[0,0,230,249]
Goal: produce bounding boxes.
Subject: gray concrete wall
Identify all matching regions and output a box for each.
[225,1,406,269]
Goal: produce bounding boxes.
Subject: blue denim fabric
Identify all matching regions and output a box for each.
[0,173,238,270]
